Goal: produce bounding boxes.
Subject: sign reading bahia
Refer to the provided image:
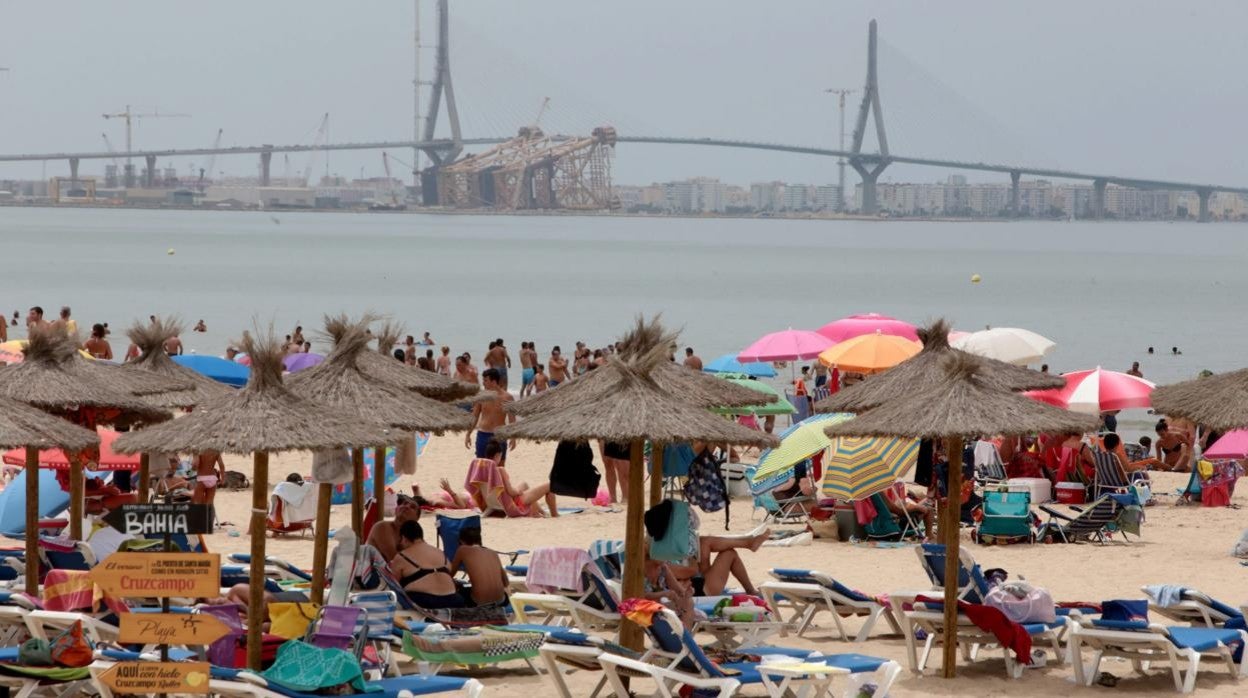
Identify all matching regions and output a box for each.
[103,503,212,536]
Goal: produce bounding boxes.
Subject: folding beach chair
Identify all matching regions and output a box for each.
[37,537,94,571]
[760,568,900,641]
[1038,495,1125,544]
[973,439,1008,485]
[305,606,368,660]
[598,606,901,698]
[434,511,481,568]
[976,489,1034,544]
[1068,609,1247,692]
[1092,447,1134,499]
[888,591,1068,679]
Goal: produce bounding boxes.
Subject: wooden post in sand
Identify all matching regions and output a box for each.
[649,445,664,508]
[620,439,647,650]
[374,446,387,523]
[351,449,365,536]
[137,453,150,503]
[24,446,38,592]
[310,482,334,605]
[69,455,83,541]
[941,436,964,679]
[247,451,270,670]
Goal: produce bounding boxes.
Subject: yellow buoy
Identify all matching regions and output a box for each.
[970,273,981,284]
[167,248,176,256]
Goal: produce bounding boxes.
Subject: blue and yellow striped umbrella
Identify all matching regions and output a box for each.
[750,413,852,492]
[821,435,920,501]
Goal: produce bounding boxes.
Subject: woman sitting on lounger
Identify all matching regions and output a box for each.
[390,520,465,609]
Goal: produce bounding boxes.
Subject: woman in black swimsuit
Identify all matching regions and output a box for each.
[1154,419,1191,472]
[389,520,465,609]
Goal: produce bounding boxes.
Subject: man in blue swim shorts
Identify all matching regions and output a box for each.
[465,368,515,458]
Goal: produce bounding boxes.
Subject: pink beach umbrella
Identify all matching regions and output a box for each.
[816,313,918,343]
[737,329,834,363]
[1205,430,1248,460]
[1027,367,1155,416]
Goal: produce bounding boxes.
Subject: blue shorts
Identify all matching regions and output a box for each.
[475,431,506,459]
[522,368,536,385]
[549,379,561,388]
[496,367,508,383]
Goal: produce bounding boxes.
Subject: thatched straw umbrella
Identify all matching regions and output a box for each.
[121,317,233,501]
[496,318,779,650]
[815,319,1063,414]
[287,315,472,603]
[0,395,100,591]
[0,326,172,543]
[826,352,1097,678]
[1151,368,1248,433]
[114,329,400,670]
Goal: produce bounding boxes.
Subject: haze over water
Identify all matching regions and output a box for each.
[3,207,1242,397]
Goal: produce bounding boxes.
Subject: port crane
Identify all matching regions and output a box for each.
[102,105,190,181]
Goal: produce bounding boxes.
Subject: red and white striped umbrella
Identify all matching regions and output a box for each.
[1027,367,1155,416]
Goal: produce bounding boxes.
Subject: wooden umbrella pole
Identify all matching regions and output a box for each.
[24,446,38,593]
[374,446,387,523]
[351,449,365,536]
[941,435,964,679]
[649,444,664,508]
[247,451,270,670]
[69,454,83,541]
[138,453,150,503]
[619,439,647,651]
[309,482,333,605]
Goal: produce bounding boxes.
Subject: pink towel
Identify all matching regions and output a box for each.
[464,458,530,517]
[525,547,593,594]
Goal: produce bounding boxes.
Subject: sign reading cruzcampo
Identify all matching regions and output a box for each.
[89,552,220,598]
[96,662,211,694]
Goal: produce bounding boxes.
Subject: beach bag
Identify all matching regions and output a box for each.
[984,582,1056,624]
[549,441,601,499]
[269,602,320,640]
[18,638,53,666]
[648,500,695,562]
[684,449,730,529]
[49,620,95,667]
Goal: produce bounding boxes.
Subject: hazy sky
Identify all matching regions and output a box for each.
[2,1,1246,187]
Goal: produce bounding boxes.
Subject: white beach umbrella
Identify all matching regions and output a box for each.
[951,327,1055,366]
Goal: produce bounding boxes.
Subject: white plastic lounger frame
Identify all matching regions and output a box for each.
[1144,588,1238,628]
[598,652,741,698]
[889,593,1065,679]
[1068,620,1247,693]
[26,610,120,645]
[760,569,900,641]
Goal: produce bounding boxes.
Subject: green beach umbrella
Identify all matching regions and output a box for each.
[750,413,853,487]
[820,435,921,501]
[712,374,795,416]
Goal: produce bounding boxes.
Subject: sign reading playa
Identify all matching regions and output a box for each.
[89,552,220,598]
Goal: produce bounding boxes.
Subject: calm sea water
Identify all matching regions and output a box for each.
[2,207,1244,411]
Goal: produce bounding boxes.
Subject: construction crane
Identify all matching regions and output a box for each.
[824,88,857,211]
[379,152,408,209]
[198,129,224,191]
[301,113,330,186]
[100,133,121,169]
[102,106,190,183]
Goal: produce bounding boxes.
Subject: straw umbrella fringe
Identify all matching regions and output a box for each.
[496,316,779,651]
[1151,368,1248,432]
[114,328,400,670]
[825,352,1097,679]
[0,326,173,544]
[0,395,100,593]
[123,317,234,500]
[288,315,473,602]
[815,319,1064,414]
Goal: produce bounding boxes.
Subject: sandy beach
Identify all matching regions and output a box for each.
[163,434,1248,696]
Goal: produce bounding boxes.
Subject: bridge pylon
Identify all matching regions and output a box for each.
[420,0,463,169]
[849,19,891,215]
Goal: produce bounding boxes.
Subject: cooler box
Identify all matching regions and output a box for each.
[1055,482,1086,504]
[833,502,866,541]
[722,462,751,498]
[1006,478,1052,504]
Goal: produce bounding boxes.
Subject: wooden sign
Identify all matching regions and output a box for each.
[119,613,232,646]
[96,662,211,694]
[89,552,220,598]
[103,503,212,536]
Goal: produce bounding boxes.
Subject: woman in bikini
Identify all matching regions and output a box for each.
[1154,419,1191,472]
[389,520,465,609]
